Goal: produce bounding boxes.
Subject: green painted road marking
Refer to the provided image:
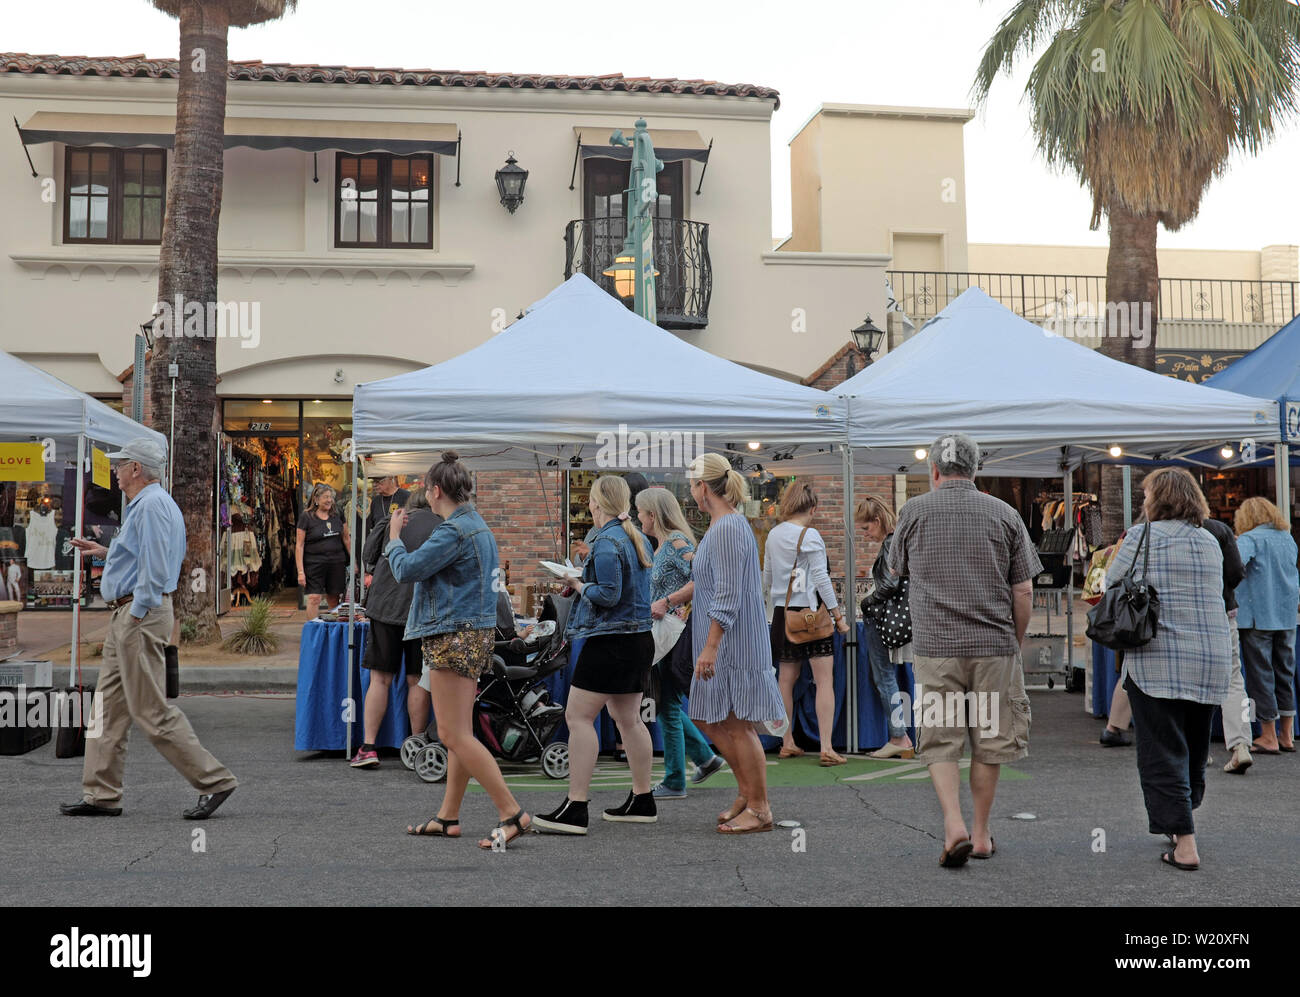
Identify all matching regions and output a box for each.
[449,755,1027,792]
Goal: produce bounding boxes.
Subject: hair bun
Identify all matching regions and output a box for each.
[440,450,459,464]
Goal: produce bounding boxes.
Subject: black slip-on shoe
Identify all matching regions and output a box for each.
[183,787,235,820]
[60,800,122,817]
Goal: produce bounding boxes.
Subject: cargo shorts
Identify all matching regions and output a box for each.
[910,653,1031,764]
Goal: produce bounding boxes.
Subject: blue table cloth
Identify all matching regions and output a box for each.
[294,619,414,751]
[540,623,915,753]
[1091,625,1300,737]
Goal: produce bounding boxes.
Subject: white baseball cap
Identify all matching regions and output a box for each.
[105,438,168,469]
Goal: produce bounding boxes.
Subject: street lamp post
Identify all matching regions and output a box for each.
[601,120,663,322]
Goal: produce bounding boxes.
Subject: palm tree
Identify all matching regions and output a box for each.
[148,0,295,642]
[974,0,1300,370]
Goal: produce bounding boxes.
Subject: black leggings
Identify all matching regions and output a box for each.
[1125,676,1214,837]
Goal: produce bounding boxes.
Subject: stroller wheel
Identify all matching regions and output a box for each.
[400,733,428,771]
[415,743,448,783]
[542,741,570,780]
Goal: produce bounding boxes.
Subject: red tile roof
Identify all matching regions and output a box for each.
[1,53,780,107]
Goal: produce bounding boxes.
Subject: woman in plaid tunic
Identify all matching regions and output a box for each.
[1107,468,1230,871]
[687,454,786,834]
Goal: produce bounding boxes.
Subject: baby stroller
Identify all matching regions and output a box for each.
[402,593,573,783]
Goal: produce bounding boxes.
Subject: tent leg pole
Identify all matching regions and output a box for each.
[71,435,86,688]
[347,457,358,760]
[1122,465,1132,530]
[1063,468,1074,679]
[841,442,857,754]
[1277,444,1291,528]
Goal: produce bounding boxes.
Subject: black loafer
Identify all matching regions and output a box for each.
[60,800,122,817]
[182,787,235,820]
[1099,727,1132,747]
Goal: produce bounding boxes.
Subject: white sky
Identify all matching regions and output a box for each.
[7,0,1299,253]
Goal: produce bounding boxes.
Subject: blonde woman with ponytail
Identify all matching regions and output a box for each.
[533,475,658,835]
[686,453,787,834]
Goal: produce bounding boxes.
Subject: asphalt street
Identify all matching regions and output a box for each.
[2,687,1296,907]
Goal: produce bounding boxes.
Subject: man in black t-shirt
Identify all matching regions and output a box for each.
[367,477,410,534]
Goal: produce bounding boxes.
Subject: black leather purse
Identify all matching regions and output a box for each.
[1086,523,1160,650]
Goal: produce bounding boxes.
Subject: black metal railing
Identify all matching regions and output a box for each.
[887,271,1299,326]
[564,217,712,329]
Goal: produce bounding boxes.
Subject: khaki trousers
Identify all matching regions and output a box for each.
[82,596,238,806]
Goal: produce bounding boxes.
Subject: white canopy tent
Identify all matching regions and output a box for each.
[839,287,1279,476]
[0,349,165,682]
[350,274,857,752]
[835,287,1282,680]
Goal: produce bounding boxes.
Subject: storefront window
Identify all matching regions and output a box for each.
[302,401,354,503]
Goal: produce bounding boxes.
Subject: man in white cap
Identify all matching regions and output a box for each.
[60,438,238,819]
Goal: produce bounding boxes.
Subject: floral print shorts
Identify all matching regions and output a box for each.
[421,628,496,681]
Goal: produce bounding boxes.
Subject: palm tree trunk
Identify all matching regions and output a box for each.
[1100,203,1160,371]
[1099,202,1160,540]
[150,0,229,643]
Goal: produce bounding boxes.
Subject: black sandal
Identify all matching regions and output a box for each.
[407,816,459,836]
[479,809,530,850]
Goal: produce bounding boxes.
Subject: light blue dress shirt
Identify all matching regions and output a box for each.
[100,482,187,619]
[1235,525,1300,631]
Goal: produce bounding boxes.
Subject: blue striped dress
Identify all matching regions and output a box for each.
[688,512,786,724]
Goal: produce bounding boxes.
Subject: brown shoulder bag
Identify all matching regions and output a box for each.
[783,526,835,644]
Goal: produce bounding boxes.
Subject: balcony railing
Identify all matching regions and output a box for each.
[565,217,712,329]
[887,271,1299,326]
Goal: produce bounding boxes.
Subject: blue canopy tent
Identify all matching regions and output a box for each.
[1203,312,1300,525]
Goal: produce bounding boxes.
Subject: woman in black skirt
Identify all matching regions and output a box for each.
[533,475,656,835]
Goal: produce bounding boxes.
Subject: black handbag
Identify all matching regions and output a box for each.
[868,577,913,650]
[1086,524,1160,650]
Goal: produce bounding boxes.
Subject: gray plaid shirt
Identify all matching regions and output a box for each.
[889,479,1042,657]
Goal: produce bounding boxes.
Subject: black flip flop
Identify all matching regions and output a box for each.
[1161,851,1199,871]
[940,839,974,868]
[1279,744,1296,753]
[971,837,996,859]
[1250,742,1282,755]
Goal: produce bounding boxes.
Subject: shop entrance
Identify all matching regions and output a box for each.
[217,399,359,615]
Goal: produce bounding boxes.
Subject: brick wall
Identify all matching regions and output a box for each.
[0,602,19,660]
[474,469,568,601]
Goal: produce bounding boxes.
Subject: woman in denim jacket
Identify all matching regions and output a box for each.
[387,452,530,849]
[533,475,656,835]
[1234,496,1300,754]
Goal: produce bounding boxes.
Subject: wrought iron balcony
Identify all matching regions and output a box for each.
[887,270,1299,326]
[564,217,712,329]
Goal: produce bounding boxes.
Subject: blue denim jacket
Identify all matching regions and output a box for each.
[567,518,652,641]
[1235,525,1300,631]
[386,504,499,639]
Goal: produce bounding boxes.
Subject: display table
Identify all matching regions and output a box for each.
[1091,626,1300,737]
[294,618,415,751]
[540,623,915,753]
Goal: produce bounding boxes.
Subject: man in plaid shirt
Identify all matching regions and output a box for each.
[890,432,1041,867]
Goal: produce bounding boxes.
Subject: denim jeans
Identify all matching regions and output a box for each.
[657,628,714,790]
[1240,627,1297,723]
[862,615,907,738]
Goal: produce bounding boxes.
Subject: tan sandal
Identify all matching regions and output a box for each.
[718,807,774,834]
[820,750,848,766]
[778,745,804,758]
[717,797,747,825]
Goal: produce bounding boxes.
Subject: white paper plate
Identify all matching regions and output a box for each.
[539,560,581,579]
